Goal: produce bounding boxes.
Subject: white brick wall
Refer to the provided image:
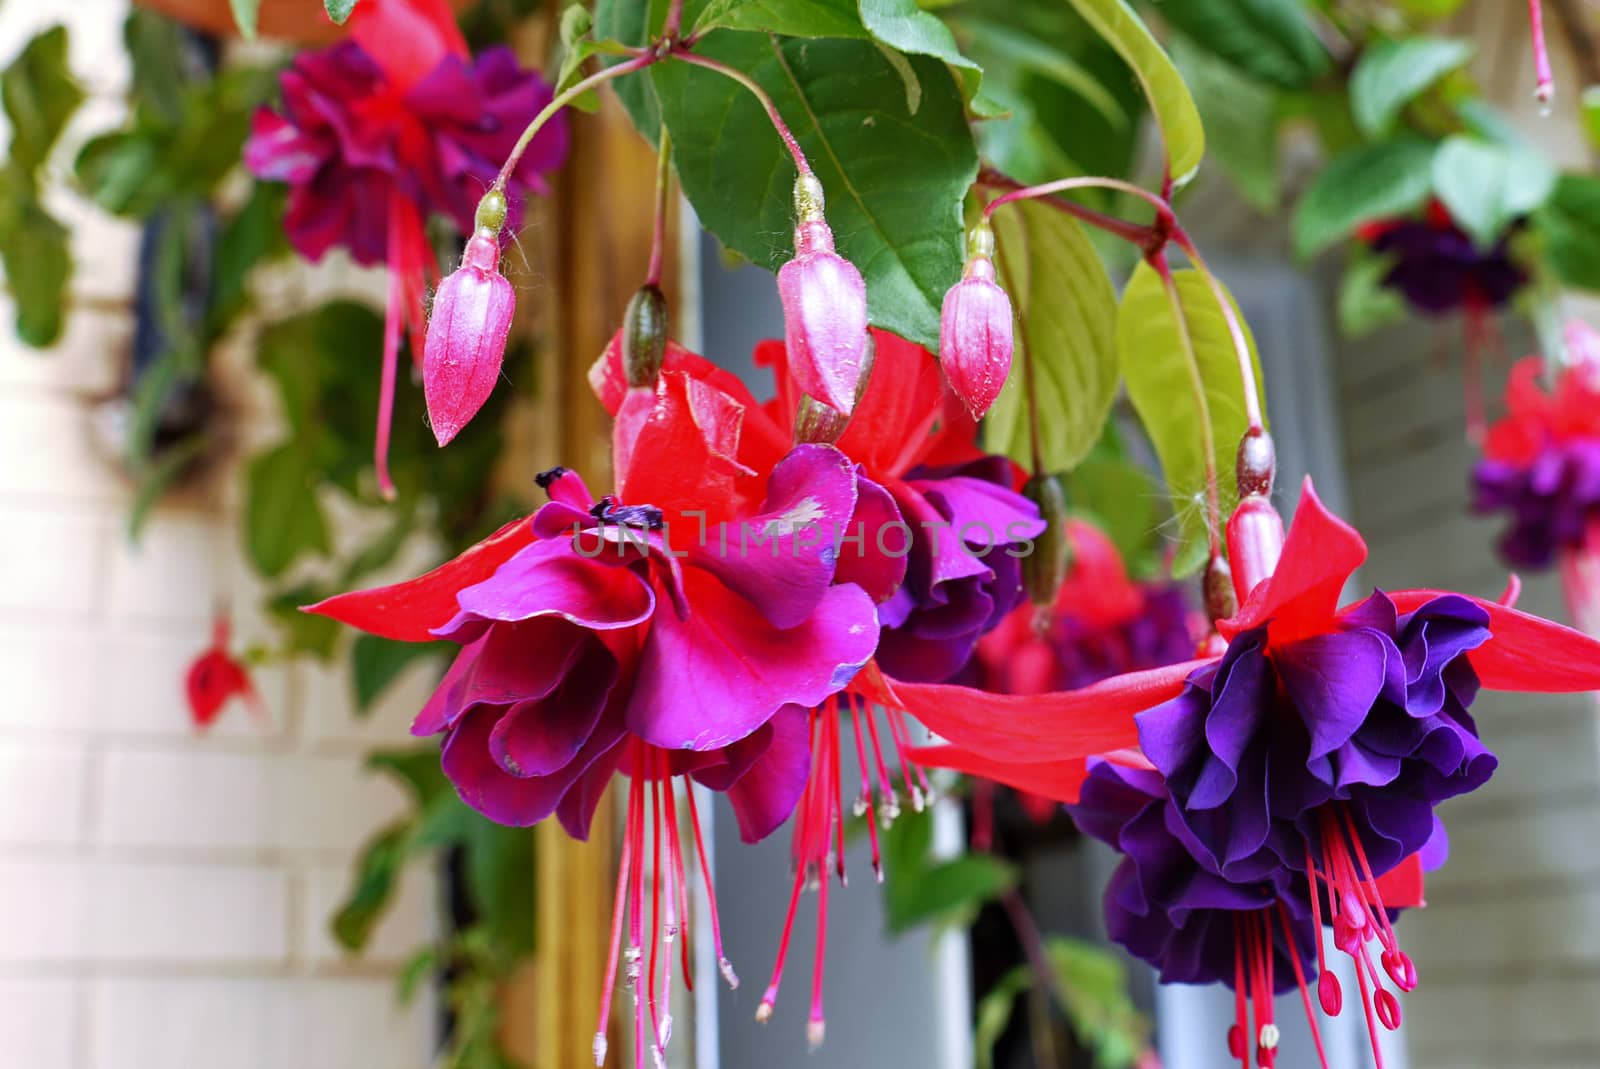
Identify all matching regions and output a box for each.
[0,3,439,1065]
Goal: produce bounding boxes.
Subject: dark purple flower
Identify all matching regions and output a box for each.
[245,41,567,266]
[1137,591,1495,884]
[874,454,1045,683]
[1473,439,1600,569]
[1367,213,1525,317]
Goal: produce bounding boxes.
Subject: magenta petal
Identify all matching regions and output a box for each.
[488,636,618,776]
[627,571,879,751]
[441,705,623,826]
[722,705,812,843]
[555,740,627,841]
[835,470,908,604]
[436,538,655,635]
[694,444,858,629]
[424,233,515,446]
[413,638,480,736]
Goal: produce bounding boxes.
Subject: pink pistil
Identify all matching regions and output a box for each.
[1278,902,1330,1069]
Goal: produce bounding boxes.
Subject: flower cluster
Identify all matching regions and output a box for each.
[1356,200,1525,318]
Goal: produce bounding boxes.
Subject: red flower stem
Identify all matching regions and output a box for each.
[1170,228,1265,435]
[1151,250,1223,560]
[645,130,673,288]
[978,168,1159,249]
[668,50,815,179]
[494,51,660,194]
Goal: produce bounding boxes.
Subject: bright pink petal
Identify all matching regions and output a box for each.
[347,0,468,91]
[1387,588,1600,692]
[627,573,879,751]
[885,658,1216,764]
[1222,478,1367,644]
[910,744,1090,804]
[304,516,537,641]
[437,538,655,635]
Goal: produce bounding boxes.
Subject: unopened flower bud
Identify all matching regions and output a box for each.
[1226,495,1285,606]
[939,223,1014,419]
[776,174,869,416]
[622,284,669,388]
[1235,428,1275,499]
[793,333,876,445]
[423,197,515,447]
[1021,473,1070,607]
[1204,554,1237,624]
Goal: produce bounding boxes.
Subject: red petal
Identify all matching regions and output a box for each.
[835,330,948,479]
[882,658,1214,763]
[909,744,1090,803]
[1387,588,1600,692]
[305,516,537,642]
[1222,478,1367,644]
[1371,853,1425,910]
[348,0,468,90]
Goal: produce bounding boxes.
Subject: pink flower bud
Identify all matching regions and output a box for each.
[939,225,1013,419]
[423,199,514,447]
[776,175,869,415]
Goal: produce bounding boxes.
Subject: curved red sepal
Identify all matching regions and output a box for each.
[882,658,1214,764]
[1388,588,1600,693]
[1371,853,1425,910]
[1221,477,1367,644]
[910,745,1090,804]
[348,0,468,91]
[304,516,537,642]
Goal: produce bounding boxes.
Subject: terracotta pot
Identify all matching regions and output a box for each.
[132,0,476,45]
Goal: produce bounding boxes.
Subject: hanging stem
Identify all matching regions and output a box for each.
[645,130,674,288]
[990,227,1044,471]
[978,168,1157,248]
[664,0,686,39]
[668,50,814,178]
[982,174,1173,253]
[1171,228,1264,434]
[1151,250,1223,559]
[494,52,661,193]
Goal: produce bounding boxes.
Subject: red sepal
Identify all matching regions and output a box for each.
[883,658,1214,764]
[1387,588,1600,693]
[1370,852,1425,910]
[304,515,536,642]
[910,745,1090,804]
[348,0,468,91]
[1222,478,1367,645]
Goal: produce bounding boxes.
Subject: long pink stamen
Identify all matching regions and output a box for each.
[758,868,806,1022]
[1353,949,1388,1069]
[848,703,884,878]
[1278,902,1329,1069]
[862,706,899,819]
[376,225,403,502]
[662,778,693,992]
[594,776,637,1066]
[684,784,738,988]
[828,708,846,885]
[628,752,647,1069]
[1230,926,1248,1068]
[648,774,664,1053]
[808,857,831,1048]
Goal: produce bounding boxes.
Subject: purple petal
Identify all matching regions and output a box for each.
[435,538,655,636]
[488,635,618,777]
[1275,629,1390,762]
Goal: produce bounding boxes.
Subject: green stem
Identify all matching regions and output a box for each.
[669,49,814,178]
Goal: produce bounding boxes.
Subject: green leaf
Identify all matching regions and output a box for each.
[268,584,343,659]
[1046,935,1150,1068]
[985,200,1118,473]
[332,822,414,952]
[368,746,455,807]
[1170,36,1280,212]
[1337,248,1406,337]
[951,17,1126,129]
[974,964,1033,1069]
[2,26,84,174]
[651,34,977,349]
[1064,454,1164,576]
[1431,135,1555,248]
[1060,0,1204,184]
[1117,264,1266,577]
[886,853,1016,933]
[1583,87,1600,155]
[229,0,260,37]
[1292,138,1436,257]
[858,0,984,100]
[693,0,867,37]
[0,187,71,347]
[396,946,440,1006]
[352,634,449,714]
[127,435,210,542]
[1534,173,1600,291]
[462,820,537,957]
[1151,0,1329,90]
[211,181,287,327]
[325,0,360,23]
[244,443,331,577]
[1349,36,1473,138]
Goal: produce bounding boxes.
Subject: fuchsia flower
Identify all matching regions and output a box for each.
[776,175,870,415]
[244,0,567,494]
[423,194,516,446]
[895,478,1600,1068]
[1356,200,1525,318]
[939,223,1014,419]
[312,345,880,1066]
[1473,322,1600,631]
[184,616,262,731]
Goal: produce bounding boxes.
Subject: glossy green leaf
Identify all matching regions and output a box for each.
[245,443,331,577]
[693,0,866,37]
[332,822,412,952]
[859,0,983,99]
[1432,135,1555,248]
[973,963,1032,1069]
[2,26,84,173]
[325,0,360,23]
[1534,174,1600,291]
[1117,264,1265,577]
[1292,138,1436,257]
[1046,935,1149,1068]
[0,187,71,347]
[1064,453,1164,577]
[1061,0,1204,184]
[352,634,449,714]
[651,35,977,348]
[229,0,260,37]
[1349,36,1473,138]
[986,200,1118,473]
[1152,0,1329,90]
